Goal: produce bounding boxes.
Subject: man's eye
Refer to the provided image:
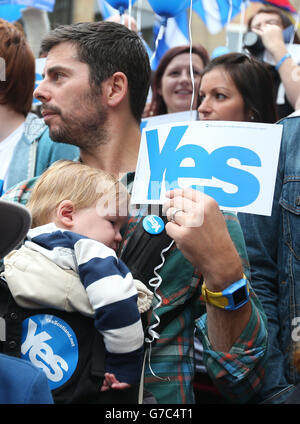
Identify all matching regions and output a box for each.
[52,73,64,81]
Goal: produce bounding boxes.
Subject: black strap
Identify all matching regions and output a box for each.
[91,330,106,378]
[120,213,173,287]
[0,278,23,358]
[120,213,204,340]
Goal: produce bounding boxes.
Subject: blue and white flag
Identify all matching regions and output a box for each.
[97,0,247,69]
[192,0,248,35]
[97,0,154,66]
[150,0,248,68]
[97,0,118,18]
[151,8,189,69]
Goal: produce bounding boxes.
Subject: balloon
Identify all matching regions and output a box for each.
[148,0,190,19]
[105,0,137,15]
[211,46,230,60]
[0,4,25,22]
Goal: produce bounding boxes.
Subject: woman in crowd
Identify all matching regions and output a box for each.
[198,52,277,123]
[197,52,300,404]
[195,52,278,403]
[144,44,209,117]
[246,7,300,118]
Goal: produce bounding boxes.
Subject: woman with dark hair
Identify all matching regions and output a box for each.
[195,52,277,403]
[198,52,278,123]
[145,44,209,117]
[246,7,300,118]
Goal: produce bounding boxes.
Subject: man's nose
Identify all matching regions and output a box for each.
[34,79,51,103]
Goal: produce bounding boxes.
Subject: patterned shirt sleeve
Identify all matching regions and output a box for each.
[195,212,268,403]
[196,282,268,404]
[1,178,38,205]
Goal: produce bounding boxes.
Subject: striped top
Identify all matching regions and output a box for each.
[25,223,144,384]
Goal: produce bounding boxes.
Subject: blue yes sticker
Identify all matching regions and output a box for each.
[21,315,79,390]
[142,215,165,235]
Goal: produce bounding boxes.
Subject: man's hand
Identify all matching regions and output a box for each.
[252,24,285,57]
[163,188,243,291]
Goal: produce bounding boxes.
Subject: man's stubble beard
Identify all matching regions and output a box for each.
[49,92,109,149]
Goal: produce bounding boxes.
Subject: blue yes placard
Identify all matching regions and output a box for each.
[131,120,282,216]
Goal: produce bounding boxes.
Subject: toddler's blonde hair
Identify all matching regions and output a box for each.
[27,160,129,228]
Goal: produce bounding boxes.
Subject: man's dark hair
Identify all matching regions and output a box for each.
[41,21,151,123]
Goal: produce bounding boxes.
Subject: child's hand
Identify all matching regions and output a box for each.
[100,372,132,391]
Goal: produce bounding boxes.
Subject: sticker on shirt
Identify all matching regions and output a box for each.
[21,315,79,390]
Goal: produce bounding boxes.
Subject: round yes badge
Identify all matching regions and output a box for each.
[21,315,79,390]
[142,215,165,235]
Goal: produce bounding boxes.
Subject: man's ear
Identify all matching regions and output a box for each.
[56,200,75,229]
[103,72,128,107]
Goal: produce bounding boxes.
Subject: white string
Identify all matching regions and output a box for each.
[136,0,143,33]
[237,0,246,52]
[226,0,233,48]
[128,0,132,30]
[188,0,195,118]
[150,17,167,67]
[145,239,174,380]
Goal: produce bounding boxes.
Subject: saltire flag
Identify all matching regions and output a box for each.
[98,0,299,69]
[97,0,154,67]
[98,0,116,17]
[151,0,248,67]
[151,9,190,69]
[192,0,248,34]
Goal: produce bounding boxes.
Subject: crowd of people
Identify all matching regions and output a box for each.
[0,5,299,406]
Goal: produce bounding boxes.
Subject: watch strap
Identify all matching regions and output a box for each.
[201,274,248,310]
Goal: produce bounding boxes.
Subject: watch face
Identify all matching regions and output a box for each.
[232,286,247,306]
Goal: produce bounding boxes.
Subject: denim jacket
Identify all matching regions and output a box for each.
[238,114,300,403]
[5,113,79,191]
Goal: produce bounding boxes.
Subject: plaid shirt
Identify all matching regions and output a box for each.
[121,173,268,404]
[2,174,268,404]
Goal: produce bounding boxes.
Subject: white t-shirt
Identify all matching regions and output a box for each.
[0,123,24,193]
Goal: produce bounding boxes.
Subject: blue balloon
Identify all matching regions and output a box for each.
[105,0,137,14]
[0,4,25,22]
[211,46,230,60]
[148,0,190,18]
